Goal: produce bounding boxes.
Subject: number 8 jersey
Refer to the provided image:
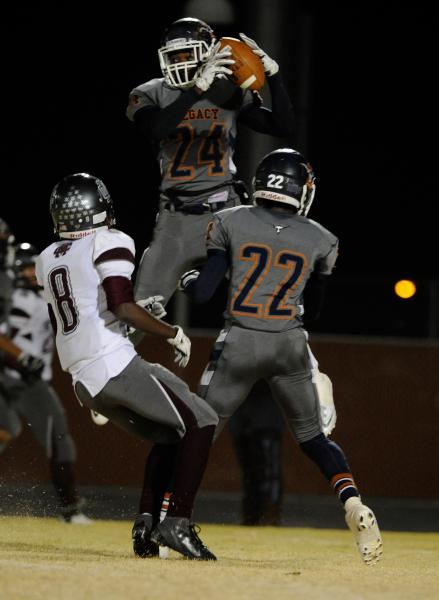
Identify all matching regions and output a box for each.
[35,229,137,397]
[207,205,339,332]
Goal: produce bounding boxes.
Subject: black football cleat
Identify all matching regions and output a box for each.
[132,513,160,558]
[151,516,217,561]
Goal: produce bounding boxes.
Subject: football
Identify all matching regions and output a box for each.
[219,37,265,91]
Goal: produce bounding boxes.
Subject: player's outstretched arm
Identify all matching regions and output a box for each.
[115,302,176,339]
[133,90,202,141]
[114,303,191,368]
[180,249,229,304]
[237,34,294,137]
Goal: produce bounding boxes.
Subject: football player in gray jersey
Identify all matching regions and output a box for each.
[126,17,297,536]
[180,148,383,566]
[0,242,91,523]
[126,17,294,307]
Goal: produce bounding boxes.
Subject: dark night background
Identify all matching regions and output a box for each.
[4,1,436,338]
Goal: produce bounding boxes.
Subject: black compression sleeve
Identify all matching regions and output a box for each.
[184,249,229,304]
[133,88,200,141]
[302,273,330,323]
[238,73,294,136]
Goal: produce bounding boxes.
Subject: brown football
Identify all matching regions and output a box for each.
[219,37,265,91]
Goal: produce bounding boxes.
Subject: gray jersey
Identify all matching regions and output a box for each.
[207,205,338,332]
[127,78,253,199]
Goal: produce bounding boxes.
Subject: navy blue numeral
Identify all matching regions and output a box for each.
[269,253,304,317]
[232,246,269,315]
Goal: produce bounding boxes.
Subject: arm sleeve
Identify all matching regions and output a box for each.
[131,89,200,141]
[185,249,229,304]
[237,73,294,136]
[302,272,330,324]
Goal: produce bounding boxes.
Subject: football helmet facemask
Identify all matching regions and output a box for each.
[158,18,215,89]
[0,217,15,269]
[50,173,115,240]
[14,242,39,289]
[253,148,316,216]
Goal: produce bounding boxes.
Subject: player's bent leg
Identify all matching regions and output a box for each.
[76,356,218,559]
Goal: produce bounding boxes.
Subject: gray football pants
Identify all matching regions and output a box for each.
[75,356,218,444]
[134,200,238,304]
[0,375,76,462]
[199,325,323,443]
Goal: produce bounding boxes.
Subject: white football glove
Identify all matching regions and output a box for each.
[194,42,235,92]
[239,33,279,76]
[167,326,191,368]
[178,269,200,291]
[136,295,167,319]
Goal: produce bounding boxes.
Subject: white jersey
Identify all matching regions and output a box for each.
[36,228,137,397]
[6,286,54,380]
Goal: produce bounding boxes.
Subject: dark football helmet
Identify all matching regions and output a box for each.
[253,148,316,216]
[158,18,215,89]
[0,217,15,269]
[14,242,39,289]
[50,173,115,239]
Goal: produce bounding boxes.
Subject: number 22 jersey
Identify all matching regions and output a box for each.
[207,205,339,332]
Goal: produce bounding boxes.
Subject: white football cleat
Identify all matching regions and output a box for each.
[345,497,383,565]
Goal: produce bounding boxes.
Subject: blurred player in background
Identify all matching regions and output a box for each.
[0,219,44,384]
[126,16,296,530]
[1,218,45,442]
[229,380,285,526]
[180,148,382,565]
[36,172,219,560]
[0,240,91,524]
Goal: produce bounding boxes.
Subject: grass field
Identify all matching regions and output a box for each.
[1,517,439,600]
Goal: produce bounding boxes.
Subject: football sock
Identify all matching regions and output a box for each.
[167,425,215,519]
[139,444,177,523]
[299,433,360,503]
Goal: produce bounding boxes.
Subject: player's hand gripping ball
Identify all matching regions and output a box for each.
[219,37,265,91]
